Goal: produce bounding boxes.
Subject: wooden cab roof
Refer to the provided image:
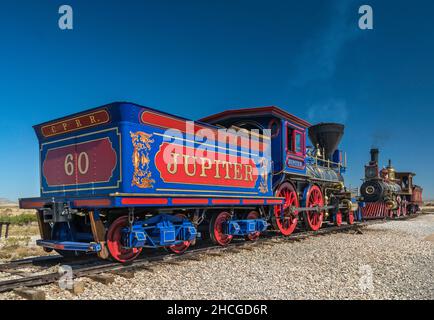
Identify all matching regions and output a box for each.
[200,106,311,128]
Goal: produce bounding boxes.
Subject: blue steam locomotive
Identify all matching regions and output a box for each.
[19,102,357,262]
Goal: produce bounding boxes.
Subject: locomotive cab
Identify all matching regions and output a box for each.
[200,106,311,178]
[201,107,356,232]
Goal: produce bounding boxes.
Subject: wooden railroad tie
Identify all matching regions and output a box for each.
[141,266,155,272]
[164,260,182,266]
[258,242,274,247]
[206,252,223,257]
[239,246,255,251]
[13,287,46,300]
[88,274,115,285]
[1,268,31,277]
[111,270,136,279]
[184,255,202,261]
[227,249,241,253]
[66,281,86,295]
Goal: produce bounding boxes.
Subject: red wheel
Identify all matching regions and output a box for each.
[209,211,233,246]
[347,211,355,225]
[245,211,261,241]
[272,182,299,236]
[402,201,408,216]
[395,197,401,217]
[168,214,191,254]
[335,211,342,226]
[107,216,142,263]
[303,185,324,231]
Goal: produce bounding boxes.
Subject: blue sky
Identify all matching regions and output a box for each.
[0,0,433,200]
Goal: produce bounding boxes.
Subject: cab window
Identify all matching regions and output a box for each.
[295,132,302,153]
[286,124,304,155]
[287,127,294,151]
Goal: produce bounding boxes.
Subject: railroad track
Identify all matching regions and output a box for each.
[0,213,424,295]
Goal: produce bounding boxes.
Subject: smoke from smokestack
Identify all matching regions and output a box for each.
[370,148,379,164]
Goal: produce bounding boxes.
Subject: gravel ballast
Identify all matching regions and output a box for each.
[1,214,433,300]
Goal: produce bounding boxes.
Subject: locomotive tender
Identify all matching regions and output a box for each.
[360,148,423,219]
[20,102,357,262]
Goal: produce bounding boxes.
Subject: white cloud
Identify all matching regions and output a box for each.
[289,0,361,87]
[307,99,348,124]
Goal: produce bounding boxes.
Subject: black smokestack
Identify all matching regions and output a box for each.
[308,123,344,160]
[370,148,379,163]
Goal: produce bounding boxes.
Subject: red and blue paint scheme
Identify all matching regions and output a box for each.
[20,102,358,262]
[33,103,271,199]
[200,107,311,179]
[20,102,280,261]
[200,108,355,231]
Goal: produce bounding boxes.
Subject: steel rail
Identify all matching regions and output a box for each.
[0,212,423,294]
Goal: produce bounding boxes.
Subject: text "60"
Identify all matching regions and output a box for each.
[64,152,90,176]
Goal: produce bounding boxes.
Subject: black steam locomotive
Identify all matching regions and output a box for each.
[360,149,423,218]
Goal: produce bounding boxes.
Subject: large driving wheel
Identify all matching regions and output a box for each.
[272,182,299,236]
[303,185,324,231]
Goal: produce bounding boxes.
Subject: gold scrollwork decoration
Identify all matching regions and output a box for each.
[131,131,155,188]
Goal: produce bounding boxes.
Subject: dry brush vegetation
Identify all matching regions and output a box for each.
[0,207,49,261]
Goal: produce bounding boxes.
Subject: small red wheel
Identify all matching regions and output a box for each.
[395,197,402,217]
[245,211,261,241]
[168,214,191,254]
[303,185,324,231]
[209,211,233,246]
[347,211,355,225]
[107,216,142,263]
[402,201,408,216]
[272,182,299,236]
[335,211,342,227]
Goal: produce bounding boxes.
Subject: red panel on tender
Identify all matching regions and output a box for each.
[42,137,117,187]
[155,142,258,189]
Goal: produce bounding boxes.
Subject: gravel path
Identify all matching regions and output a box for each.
[1,214,433,300]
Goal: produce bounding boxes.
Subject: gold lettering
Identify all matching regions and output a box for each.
[214,159,221,178]
[184,155,197,177]
[75,119,82,127]
[167,153,179,174]
[222,161,233,179]
[51,126,56,133]
[200,157,212,177]
[245,165,254,181]
[89,115,97,124]
[233,163,243,180]
[62,123,68,131]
